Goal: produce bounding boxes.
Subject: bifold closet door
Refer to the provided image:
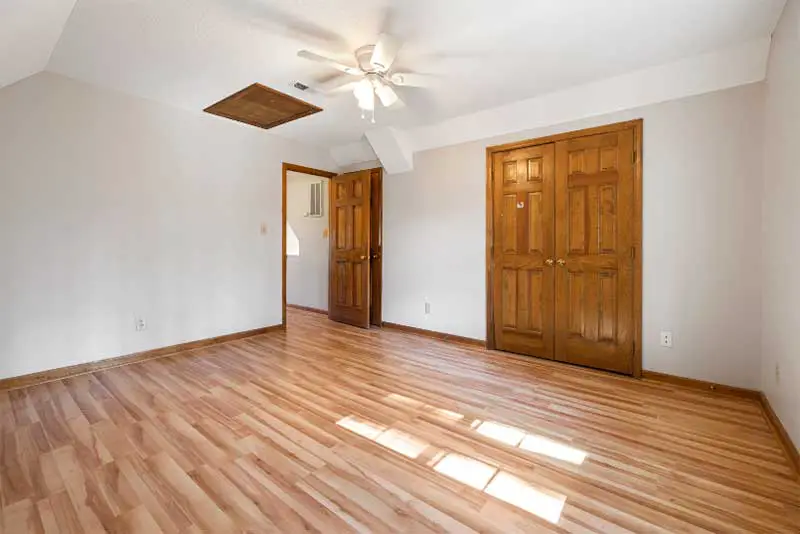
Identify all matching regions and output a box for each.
[491,144,556,359]
[553,129,636,374]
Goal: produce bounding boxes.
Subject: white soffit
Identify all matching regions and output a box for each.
[331,36,773,168]
[364,127,414,175]
[0,0,78,89]
[407,37,773,153]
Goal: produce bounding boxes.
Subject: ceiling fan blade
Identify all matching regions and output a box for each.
[371,33,401,72]
[297,50,362,76]
[375,82,400,108]
[389,72,432,88]
[317,73,362,94]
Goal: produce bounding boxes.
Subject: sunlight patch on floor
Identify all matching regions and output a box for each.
[485,471,566,524]
[433,453,497,490]
[336,413,568,525]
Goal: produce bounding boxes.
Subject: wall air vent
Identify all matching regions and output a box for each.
[307,181,324,218]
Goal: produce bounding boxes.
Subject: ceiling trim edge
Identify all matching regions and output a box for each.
[330,36,771,169]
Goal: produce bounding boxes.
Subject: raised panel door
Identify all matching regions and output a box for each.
[329,170,372,328]
[492,144,556,358]
[554,129,636,374]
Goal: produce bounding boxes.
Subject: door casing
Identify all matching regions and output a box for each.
[281,163,383,328]
[485,119,643,377]
[281,163,337,327]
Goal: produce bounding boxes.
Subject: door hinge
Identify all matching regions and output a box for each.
[631,246,636,259]
[631,150,637,164]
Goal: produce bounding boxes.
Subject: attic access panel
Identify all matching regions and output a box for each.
[204,83,322,130]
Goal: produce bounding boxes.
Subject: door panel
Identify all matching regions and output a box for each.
[554,129,635,374]
[329,170,371,328]
[492,144,555,358]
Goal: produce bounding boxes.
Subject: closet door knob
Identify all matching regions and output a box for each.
[545,258,555,266]
[556,259,566,267]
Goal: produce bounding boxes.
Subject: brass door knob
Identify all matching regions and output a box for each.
[359,255,368,261]
[545,258,555,266]
[556,259,566,266]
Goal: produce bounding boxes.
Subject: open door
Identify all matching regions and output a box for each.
[329,170,372,328]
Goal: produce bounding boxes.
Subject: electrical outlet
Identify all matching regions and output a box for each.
[135,317,147,332]
[660,331,673,348]
[775,363,781,385]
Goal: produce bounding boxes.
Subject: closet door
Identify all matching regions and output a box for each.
[554,128,636,374]
[491,144,556,359]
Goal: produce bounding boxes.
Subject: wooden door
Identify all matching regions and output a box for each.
[369,168,383,326]
[554,128,636,374]
[329,170,372,328]
[491,144,556,358]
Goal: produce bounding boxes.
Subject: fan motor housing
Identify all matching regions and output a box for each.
[355,45,377,72]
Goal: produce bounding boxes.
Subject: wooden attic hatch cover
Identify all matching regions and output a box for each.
[204,83,322,130]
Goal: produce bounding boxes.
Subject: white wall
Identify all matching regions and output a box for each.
[762,0,800,445]
[0,72,336,380]
[384,83,765,389]
[286,171,329,311]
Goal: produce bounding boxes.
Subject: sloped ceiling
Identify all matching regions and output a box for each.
[0,0,787,156]
[0,0,77,89]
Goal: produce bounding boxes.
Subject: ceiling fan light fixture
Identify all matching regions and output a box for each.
[353,78,375,110]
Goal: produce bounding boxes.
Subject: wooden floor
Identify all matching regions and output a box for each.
[1,309,798,533]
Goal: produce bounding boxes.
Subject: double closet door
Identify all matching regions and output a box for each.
[489,123,640,375]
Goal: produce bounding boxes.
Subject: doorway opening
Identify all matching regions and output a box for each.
[282,163,383,329]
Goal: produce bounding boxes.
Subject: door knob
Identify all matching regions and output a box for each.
[359,255,368,261]
[545,258,555,266]
[556,259,566,266]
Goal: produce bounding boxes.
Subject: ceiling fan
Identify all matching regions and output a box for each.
[297,34,428,122]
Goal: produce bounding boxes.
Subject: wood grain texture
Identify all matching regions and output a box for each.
[1,307,798,533]
[0,325,283,392]
[287,304,327,315]
[204,83,322,130]
[282,163,337,327]
[487,120,643,377]
[760,392,800,479]
[369,168,384,327]
[329,170,372,328]
[381,322,485,347]
[642,370,761,400]
[491,143,556,360]
[554,128,636,375]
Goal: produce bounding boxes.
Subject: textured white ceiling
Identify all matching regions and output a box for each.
[0,0,77,89]
[6,0,788,148]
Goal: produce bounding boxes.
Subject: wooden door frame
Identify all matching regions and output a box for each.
[281,163,338,328]
[485,119,644,377]
[369,168,384,326]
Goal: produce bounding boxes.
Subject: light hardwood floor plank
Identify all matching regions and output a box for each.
[1,308,798,533]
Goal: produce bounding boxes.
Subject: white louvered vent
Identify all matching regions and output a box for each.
[307,181,324,217]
